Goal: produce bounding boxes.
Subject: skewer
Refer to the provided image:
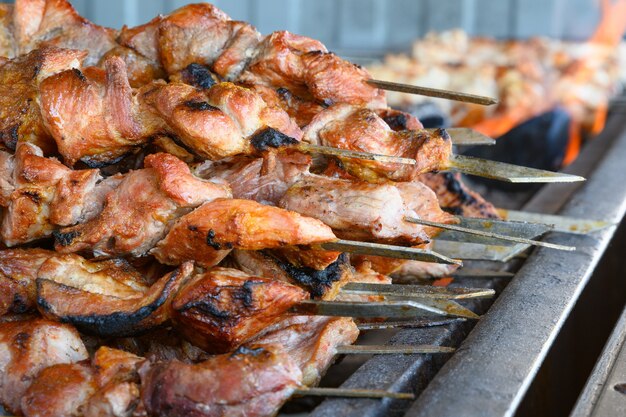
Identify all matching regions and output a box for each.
[447,217,552,242]
[319,240,462,265]
[357,318,466,330]
[426,128,496,146]
[295,143,417,165]
[451,269,515,279]
[291,299,479,319]
[446,154,585,183]
[433,240,529,262]
[366,79,498,106]
[294,387,415,400]
[406,217,576,251]
[495,209,614,235]
[336,344,455,354]
[341,282,495,300]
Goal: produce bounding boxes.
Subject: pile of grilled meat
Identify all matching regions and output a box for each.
[0,1,500,416]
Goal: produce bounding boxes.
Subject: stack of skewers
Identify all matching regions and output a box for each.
[0,1,605,416]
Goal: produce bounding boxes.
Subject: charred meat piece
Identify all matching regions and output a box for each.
[21,362,97,417]
[171,267,308,353]
[240,31,385,107]
[251,85,324,127]
[112,328,209,364]
[39,57,163,166]
[146,81,301,160]
[194,150,310,205]
[280,174,457,245]
[1,143,112,246]
[0,248,56,316]
[13,0,117,65]
[37,256,194,337]
[152,198,337,267]
[157,3,262,80]
[419,172,501,219]
[0,318,88,414]
[253,316,359,386]
[0,47,85,152]
[140,345,302,417]
[231,250,351,299]
[304,104,452,182]
[55,153,231,257]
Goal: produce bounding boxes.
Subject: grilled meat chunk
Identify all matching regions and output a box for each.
[251,85,324,127]
[171,267,308,353]
[55,153,231,257]
[419,172,501,219]
[37,257,194,337]
[13,0,117,66]
[334,261,392,303]
[140,345,302,417]
[1,143,110,246]
[152,198,337,267]
[0,248,56,316]
[0,318,88,414]
[253,316,359,386]
[21,362,97,417]
[240,31,385,107]
[39,57,161,166]
[0,47,84,152]
[231,250,351,299]
[280,174,457,244]
[146,81,301,160]
[304,104,452,182]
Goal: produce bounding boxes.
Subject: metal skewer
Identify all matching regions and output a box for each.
[336,344,455,354]
[295,143,417,165]
[450,269,515,279]
[291,299,479,319]
[406,217,576,251]
[367,79,498,106]
[495,209,614,235]
[426,128,496,146]
[357,318,466,330]
[433,240,529,262]
[341,282,495,300]
[294,387,415,400]
[319,239,462,265]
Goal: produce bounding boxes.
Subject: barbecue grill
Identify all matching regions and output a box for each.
[281,101,626,417]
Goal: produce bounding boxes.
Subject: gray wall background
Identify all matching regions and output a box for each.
[15,0,608,54]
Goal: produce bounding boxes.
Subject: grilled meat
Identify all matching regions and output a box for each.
[304,104,452,182]
[253,316,359,386]
[146,81,301,160]
[37,256,193,337]
[334,261,392,303]
[0,317,88,414]
[280,174,457,244]
[419,172,500,219]
[171,267,308,353]
[140,345,302,417]
[152,198,337,267]
[1,143,112,246]
[55,152,231,257]
[0,248,56,316]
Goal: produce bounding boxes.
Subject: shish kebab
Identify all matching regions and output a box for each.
[0,1,579,185]
[0,316,424,417]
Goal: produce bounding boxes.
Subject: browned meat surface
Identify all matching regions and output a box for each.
[152,198,337,267]
[37,256,193,337]
[171,267,308,353]
[158,4,261,80]
[100,45,166,88]
[253,316,359,386]
[13,0,117,66]
[376,108,424,131]
[0,47,84,152]
[240,31,385,107]
[140,345,301,417]
[195,150,310,205]
[146,81,301,160]
[280,174,457,244]
[304,104,452,182]
[0,248,56,316]
[39,57,162,166]
[21,362,97,417]
[251,84,325,127]
[55,153,230,257]
[419,172,501,219]
[0,318,88,414]
[231,250,351,299]
[112,328,209,364]
[334,261,392,302]
[1,143,108,246]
